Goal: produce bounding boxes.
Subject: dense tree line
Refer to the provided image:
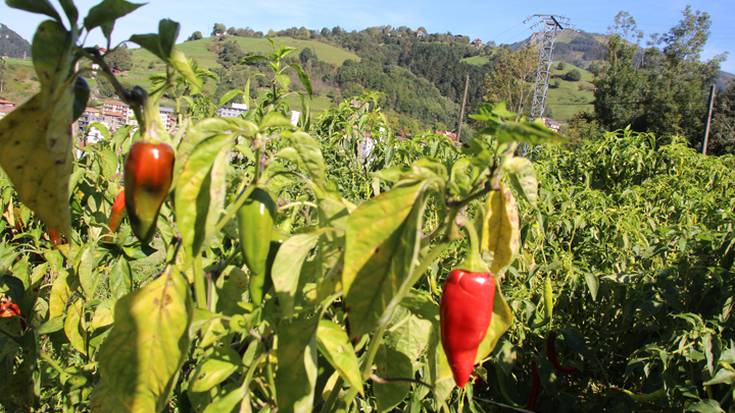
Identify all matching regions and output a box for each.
[336,59,458,128]
[593,8,724,149]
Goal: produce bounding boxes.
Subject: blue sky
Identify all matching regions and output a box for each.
[1,0,733,72]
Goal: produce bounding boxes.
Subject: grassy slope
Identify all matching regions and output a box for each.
[0,57,38,103]
[546,61,595,120]
[462,54,596,121]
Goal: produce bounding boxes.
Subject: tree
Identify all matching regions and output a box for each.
[563,69,581,81]
[709,82,735,154]
[106,44,132,71]
[187,31,203,41]
[211,23,226,36]
[216,41,245,68]
[482,45,537,115]
[594,7,721,144]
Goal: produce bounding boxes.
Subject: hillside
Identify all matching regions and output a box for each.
[130,35,359,71]
[0,23,30,58]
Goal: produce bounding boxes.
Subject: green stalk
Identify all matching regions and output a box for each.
[458,217,489,273]
[192,255,207,310]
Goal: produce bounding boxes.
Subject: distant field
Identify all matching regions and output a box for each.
[461,55,490,66]
[545,61,595,121]
[130,36,359,70]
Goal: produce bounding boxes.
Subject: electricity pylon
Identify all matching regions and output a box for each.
[525,14,569,119]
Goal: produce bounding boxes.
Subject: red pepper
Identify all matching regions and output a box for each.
[440,221,496,388]
[123,142,174,244]
[546,331,580,375]
[107,190,126,234]
[0,297,21,318]
[526,361,541,411]
[48,228,63,245]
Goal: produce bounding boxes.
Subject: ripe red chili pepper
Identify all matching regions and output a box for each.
[48,228,63,245]
[440,221,496,388]
[107,190,126,233]
[526,360,541,411]
[546,330,580,375]
[123,141,174,244]
[0,297,21,318]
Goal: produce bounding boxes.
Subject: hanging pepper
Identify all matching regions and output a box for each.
[107,190,126,234]
[0,296,21,318]
[546,330,580,375]
[124,141,174,244]
[440,220,496,388]
[236,187,276,305]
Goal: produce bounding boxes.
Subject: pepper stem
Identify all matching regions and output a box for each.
[459,217,489,273]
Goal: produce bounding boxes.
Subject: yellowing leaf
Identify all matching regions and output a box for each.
[474,288,514,363]
[481,185,520,273]
[316,320,363,395]
[92,269,192,413]
[64,298,86,355]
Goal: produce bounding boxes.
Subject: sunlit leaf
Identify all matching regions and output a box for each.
[276,313,318,413]
[92,269,192,413]
[316,320,363,395]
[481,185,520,273]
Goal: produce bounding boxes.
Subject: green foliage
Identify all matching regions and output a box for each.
[594,7,722,146]
[491,129,735,411]
[563,68,581,81]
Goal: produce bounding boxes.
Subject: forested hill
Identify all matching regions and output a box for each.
[1,23,732,129]
[0,24,30,58]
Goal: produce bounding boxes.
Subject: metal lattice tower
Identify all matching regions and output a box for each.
[525,15,569,119]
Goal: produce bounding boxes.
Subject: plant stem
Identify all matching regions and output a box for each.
[318,376,344,413]
[192,255,207,310]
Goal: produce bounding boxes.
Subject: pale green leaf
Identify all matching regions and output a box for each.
[276,313,318,413]
[175,132,233,257]
[91,269,192,413]
[344,183,426,338]
[189,347,242,393]
[316,320,363,395]
[374,345,413,412]
[272,232,321,314]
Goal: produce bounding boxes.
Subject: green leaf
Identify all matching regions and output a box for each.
[84,0,144,40]
[156,19,179,58]
[48,270,71,319]
[504,157,538,205]
[474,289,514,363]
[374,345,413,412]
[169,49,202,93]
[703,369,735,386]
[0,22,75,235]
[344,182,427,338]
[276,313,318,413]
[188,347,242,393]
[38,315,65,335]
[109,256,132,300]
[175,132,233,257]
[31,20,71,90]
[129,33,164,60]
[481,185,520,274]
[64,298,86,355]
[91,269,193,413]
[289,63,313,96]
[58,0,78,24]
[385,306,433,369]
[271,231,321,315]
[584,272,599,301]
[316,320,363,395]
[260,112,293,129]
[5,0,61,21]
[78,246,101,298]
[685,399,725,413]
[343,182,425,295]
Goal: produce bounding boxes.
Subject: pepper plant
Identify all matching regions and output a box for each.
[0,1,562,412]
